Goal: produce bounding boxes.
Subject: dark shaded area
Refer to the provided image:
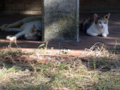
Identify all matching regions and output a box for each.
[0,0,42,11]
[80,0,120,12]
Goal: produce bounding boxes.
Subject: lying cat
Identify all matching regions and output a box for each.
[80,13,110,37]
[6,20,42,41]
[0,16,42,41]
[0,16,42,31]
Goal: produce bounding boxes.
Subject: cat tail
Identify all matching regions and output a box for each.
[79,22,83,31]
[80,17,94,33]
[79,20,87,33]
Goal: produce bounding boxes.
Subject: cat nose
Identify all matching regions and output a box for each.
[101,25,103,28]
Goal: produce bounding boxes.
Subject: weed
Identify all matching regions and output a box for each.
[93,54,96,70]
[38,43,45,49]
[58,49,71,55]
[112,39,119,54]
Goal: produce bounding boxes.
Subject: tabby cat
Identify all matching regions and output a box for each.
[80,13,110,37]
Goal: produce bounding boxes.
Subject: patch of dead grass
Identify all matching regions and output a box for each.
[0,42,120,90]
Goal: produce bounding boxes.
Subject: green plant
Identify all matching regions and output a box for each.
[113,39,119,54]
[93,54,97,70]
[58,49,71,55]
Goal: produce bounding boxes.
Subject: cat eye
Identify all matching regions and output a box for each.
[98,22,101,24]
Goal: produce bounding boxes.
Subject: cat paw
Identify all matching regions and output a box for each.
[102,33,107,37]
[6,36,16,41]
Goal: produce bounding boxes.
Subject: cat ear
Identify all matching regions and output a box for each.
[94,13,98,20]
[104,13,110,19]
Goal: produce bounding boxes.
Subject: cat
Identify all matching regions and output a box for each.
[0,16,42,31]
[6,20,42,41]
[80,13,110,37]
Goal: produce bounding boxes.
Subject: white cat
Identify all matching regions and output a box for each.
[6,20,42,41]
[81,13,110,37]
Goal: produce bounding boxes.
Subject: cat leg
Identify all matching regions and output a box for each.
[102,30,109,37]
[1,22,23,32]
[102,33,108,37]
[6,31,24,41]
[6,28,21,32]
[7,22,23,28]
[5,22,23,32]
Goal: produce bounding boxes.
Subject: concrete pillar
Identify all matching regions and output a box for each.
[43,0,79,42]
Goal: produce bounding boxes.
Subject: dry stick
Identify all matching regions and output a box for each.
[89,42,104,51]
[29,62,37,73]
[4,56,16,63]
[98,65,107,71]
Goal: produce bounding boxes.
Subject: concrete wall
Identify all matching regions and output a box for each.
[43,0,79,42]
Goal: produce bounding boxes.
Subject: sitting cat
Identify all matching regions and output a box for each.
[80,13,110,37]
[6,20,42,41]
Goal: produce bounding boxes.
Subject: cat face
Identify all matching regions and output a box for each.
[25,25,41,40]
[94,13,110,29]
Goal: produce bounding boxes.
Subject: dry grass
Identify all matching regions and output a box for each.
[0,42,120,90]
